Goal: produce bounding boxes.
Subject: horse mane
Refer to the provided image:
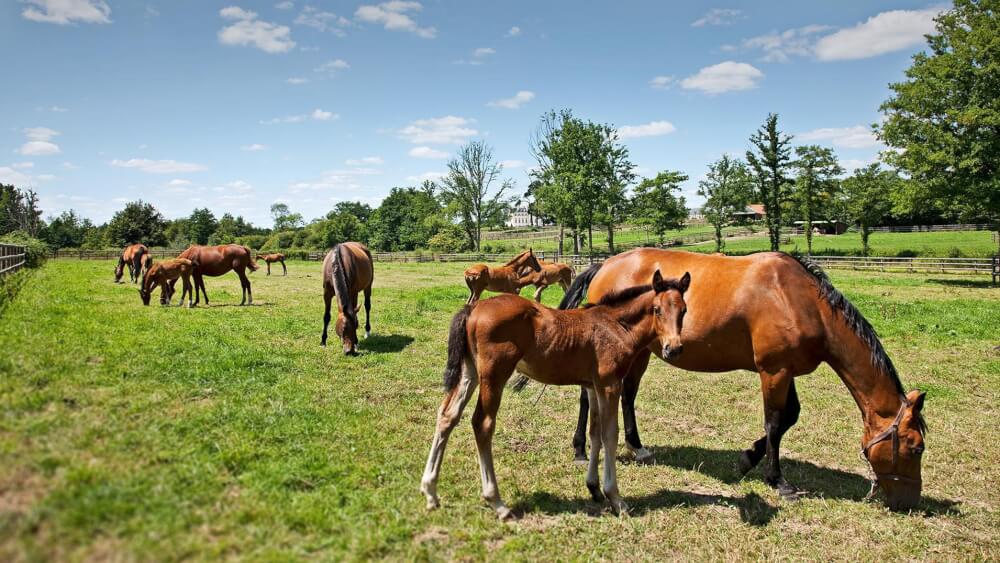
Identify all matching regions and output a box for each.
[331,244,356,326]
[586,276,687,309]
[503,250,529,267]
[792,254,925,433]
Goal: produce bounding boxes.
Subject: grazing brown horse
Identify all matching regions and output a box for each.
[256,253,287,276]
[321,242,374,355]
[421,270,691,520]
[139,258,194,307]
[518,259,575,302]
[115,244,151,284]
[172,244,258,306]
[557,248,927,510]
[463,249,542,304]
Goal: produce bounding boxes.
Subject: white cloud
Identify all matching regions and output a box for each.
[680,61,763,94]
[408,146,448,159]
[62,161,77,169]
[500,159,525,169]
[742,25,832,62]
[355,1,436,38]
[37,174,56,181]
[487,90,535,109]
[649,75,674,89]
[286,77,309,84]
[406,171,446,184]
[218,7,295,53]
[814,8,940,61]
[21,0,110,25]
[506,26,521,37]
[618,120,677,139]
[345,156,384,165]
[275,1,294,9]
[311,108,336,121]
[11,162,34,169]
[289,167,381,192]
[692,8,743,27]
[398,116,477,144]
[473,47,495,58]
[314,59,350,73]
[241,143,268,151]
[797,125,880,149]
[294,6,349,35]
[110,158,207,174]
[48,105,68,112]
[260,109,337,124]
[0,166,33,186]
[24,127,60,141]
[167,179,192,187]
[18,142,61,156]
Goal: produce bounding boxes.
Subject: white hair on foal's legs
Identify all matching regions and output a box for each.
[420,355,478,510]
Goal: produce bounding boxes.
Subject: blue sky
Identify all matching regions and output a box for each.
[1,0,943,226]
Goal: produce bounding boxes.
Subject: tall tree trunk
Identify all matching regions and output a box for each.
[573,230,580,254]
[714,222,723,252]
[588,224,593,256]
[862,226,870,257]
[558,223,565,259]
[607,224,615,253]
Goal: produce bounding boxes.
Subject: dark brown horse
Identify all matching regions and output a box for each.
[321,242,374,355]
[256,253,287,276]
[139,258,194,307]
[556,249,926,510]
[421,270,690,520]
[115,243,151,284]
[172,244,258,306]
[463,249,542,304]
[518,258,574,302]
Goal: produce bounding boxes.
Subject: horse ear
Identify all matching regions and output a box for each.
[679,272,691,293]
[652,269,664,291]
[907,390,926,412]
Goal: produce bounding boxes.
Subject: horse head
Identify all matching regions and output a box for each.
[863,389,926,510]
[651,270,690,360]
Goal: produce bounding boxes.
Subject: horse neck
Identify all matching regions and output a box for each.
[599,292,657,349]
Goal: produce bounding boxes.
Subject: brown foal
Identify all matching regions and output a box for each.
[139,258,194,307]
[518,259,574,302]
[463,249,542,304]
[256,253,287,276]
[421,270,690,520]
[115,243,150,284]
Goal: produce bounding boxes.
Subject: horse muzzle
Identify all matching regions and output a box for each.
[663,344,683,359]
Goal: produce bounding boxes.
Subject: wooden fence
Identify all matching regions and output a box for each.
[0,244,27,276]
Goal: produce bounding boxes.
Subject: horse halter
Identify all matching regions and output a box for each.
[860,397,921,499]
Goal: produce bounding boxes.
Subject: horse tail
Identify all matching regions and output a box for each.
[243,246,259,271]
[443,305,473,391]
[558,262,602,310]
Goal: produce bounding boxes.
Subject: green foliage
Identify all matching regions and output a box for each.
[41,210,95,250]
[271,202,304,232]
[0,184,43,237]
[879,0,1000,222]
[838,164,899,256]
[793,145,844,255]
[631,171,689,242]
[747,113,794,251]
[186,208,218,245]
[104,200,168,247]
[427,223,469,253]
[439,143,513,250]
[369,187,442,251]
[0,231,49,268]
[697,155,754,252]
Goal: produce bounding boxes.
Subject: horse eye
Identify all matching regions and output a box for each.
[652,306,661,316]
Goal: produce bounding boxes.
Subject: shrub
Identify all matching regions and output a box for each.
[0,231,49,268]
[947,246,964,258]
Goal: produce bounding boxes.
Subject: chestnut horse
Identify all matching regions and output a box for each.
[556,249,926,510]
[115,244,151,284]
[256,253,287,276]
[463,249,542,304]
[321,242,373,355]
[139,258,194,307]
[518,259,574,302]
[421,271,690,520]
[172,244,258,306]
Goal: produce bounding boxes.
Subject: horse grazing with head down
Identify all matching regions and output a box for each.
[139,258,194,307]
[518,258,575,302]
[421,270,691,520]
[172,244,258,306]
[463,249,542,304]
[256,253,287,276]
[115,244,151,284]
[556,248,927,511]
[321,242,374,355]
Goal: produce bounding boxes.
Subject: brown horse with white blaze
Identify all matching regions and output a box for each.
[115,243,151,284]
[256,253,287,276]
[557,248,927,510]
[172,244,258,306]
[463,249,542,304]
[321,242,373,355]
[421,270,690,520]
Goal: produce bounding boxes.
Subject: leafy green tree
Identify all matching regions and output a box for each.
[842,164,898,256]
[369,186,442,251]
[427,223,469,253]
[42,210,92,249]
[878,0,1000,223]
[747,113,794,251]
[697,155,754,252]
[632,171,689,244]
[439,141,513,251]
[596,127,636,253]
[271,202,304,231]
[0,184,43,236]
[106,200,167,247]
[332,201,373,224]
[187,208,218,245]
[793,145,843,255]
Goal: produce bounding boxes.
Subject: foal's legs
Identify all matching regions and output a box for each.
[471,370,514,520]
[584,387,628,515]
[532,285,545,302]
[363,286,372,338]
[421,356,478,509]
[321,285,334,346]
[181,274,194,307]
[584,388,603,499]
[745,370,799,499]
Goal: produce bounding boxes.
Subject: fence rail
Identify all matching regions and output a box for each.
[0,244,27,276]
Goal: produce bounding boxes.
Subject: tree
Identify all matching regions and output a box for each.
[842,164,897,256]
[187,208,218,245]
[596,127,636,253]
[271,202,304,231]
[697,155,754,252]
[41,210,92,249]
[793,145,843,255]
[369,187,442,251]
[747,113,794,251]
[631,171,689,244]
[878,0,1000,224]
[0,184,43,237]
[439,141,513,251]
[332,201,373,224]
[106,200,167,247]
[531,110,584,255]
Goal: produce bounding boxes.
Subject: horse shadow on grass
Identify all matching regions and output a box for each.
[359,334,414,353]
[926,278,996,289]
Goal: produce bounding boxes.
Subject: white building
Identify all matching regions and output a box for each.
[505,206,547,228]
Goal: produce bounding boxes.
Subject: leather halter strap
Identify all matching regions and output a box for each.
[861,398,921,498]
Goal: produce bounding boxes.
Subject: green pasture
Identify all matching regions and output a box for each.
[1,259,998,560]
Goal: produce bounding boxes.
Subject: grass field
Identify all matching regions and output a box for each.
[2,259,999,560]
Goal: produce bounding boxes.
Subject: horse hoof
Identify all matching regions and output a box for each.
[587,482,604,502]
[365,331,371,339]
[738,450,755,476]
[612,500,631,517]
[629,447,654,465]
[776,481,801,501]
[497,506,518,522]
[573,454,588,466]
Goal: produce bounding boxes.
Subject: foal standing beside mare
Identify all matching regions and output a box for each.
[115,244,151,284]
[421,271,690,520]
[463,249,542,304]
[256,253,287,276]
[321,242,373,356]
[172,244,258,306]
[558,249,927,510]
[139,258,194,307]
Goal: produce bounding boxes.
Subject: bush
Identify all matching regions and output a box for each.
[0,231,49,268]
[947,246,964,258]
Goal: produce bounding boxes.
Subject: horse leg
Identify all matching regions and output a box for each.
[421,355,479,510]
[471,368,515,520]
[573,387,590,463]
[596,387,628,515]
[363,286,372,338]
[266,261,271,276]
[237,268,252,305]
[756,370,800,499]
[622,349,653,464]
[321,286,333,346]
[585,388,603,501]
[281,260,287,276]
[533,285,544,302]
[739,379,800,481]
[182,275,193,307]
